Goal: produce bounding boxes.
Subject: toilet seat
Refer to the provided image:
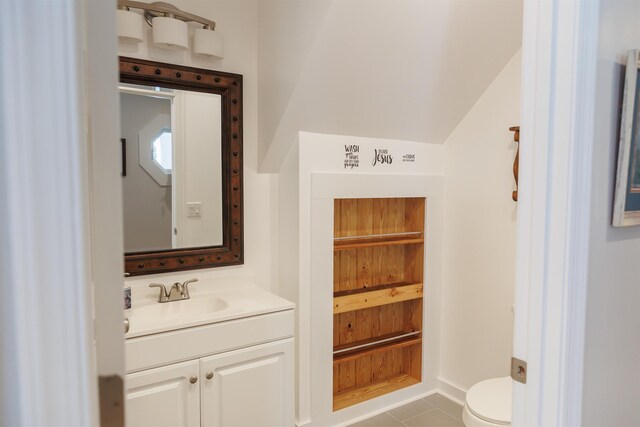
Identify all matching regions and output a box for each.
[463,376,512,427]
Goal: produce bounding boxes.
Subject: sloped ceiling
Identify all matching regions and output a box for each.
[257,0,523,172]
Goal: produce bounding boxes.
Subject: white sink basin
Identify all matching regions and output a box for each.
[125,282,295,338]
[132,296,229,319]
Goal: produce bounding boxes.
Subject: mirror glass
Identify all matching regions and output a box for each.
[120,83,223,252]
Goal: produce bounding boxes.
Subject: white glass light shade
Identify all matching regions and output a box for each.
[117,9,144,43]
[152,17,188,50]
[193,28,224,59]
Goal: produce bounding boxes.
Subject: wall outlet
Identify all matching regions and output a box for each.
[187,202,202,217]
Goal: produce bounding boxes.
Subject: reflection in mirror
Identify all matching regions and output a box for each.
[120,83,223,252]
[151,129,172,173]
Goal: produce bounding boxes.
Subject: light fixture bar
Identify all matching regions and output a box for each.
[117,0,215,30]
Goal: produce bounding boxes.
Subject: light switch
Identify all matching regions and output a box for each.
[187,202,202,217]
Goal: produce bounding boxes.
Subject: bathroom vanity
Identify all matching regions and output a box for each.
[117,57,295,426]
[124,279,295,427]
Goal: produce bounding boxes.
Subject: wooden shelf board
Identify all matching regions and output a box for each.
[333,283,423,314]
[334,231,423,242]
[334,233,424,250]
[333,336,422,364]
[333,374,420,411]
[333,330,421,355]
[333,281,412,298]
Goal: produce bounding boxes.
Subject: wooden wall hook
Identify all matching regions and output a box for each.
[509,126,520,202]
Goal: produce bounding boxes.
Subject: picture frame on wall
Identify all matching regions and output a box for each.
[613,49,640,226]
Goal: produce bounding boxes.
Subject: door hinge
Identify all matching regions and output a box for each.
[99,375,124,427]
[511,357,527,384]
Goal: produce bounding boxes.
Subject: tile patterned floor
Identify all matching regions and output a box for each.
[349,394,465,427]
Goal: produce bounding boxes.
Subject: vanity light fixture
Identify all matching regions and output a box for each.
[152,14,188,50]
[116,1,224,58]
[117,7,144,43]
[193,26,224,59]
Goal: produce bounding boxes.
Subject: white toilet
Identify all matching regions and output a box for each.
[462,376,512,427]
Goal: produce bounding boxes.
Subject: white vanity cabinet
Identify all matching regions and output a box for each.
[124,284,295,427]
[126,360,200,427]
[200,339,293,427]
[125,339,293,427]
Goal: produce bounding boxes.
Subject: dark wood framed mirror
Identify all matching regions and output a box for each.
[119,57,243,275]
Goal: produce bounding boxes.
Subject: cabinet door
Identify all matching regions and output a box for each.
[126,360,200,427]
[200,339,294,427]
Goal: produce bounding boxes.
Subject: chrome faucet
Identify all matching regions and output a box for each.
[149,278,198,303]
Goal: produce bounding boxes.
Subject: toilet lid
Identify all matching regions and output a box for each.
[466,376,512,425]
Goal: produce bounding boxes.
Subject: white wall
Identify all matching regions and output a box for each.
[257,0,523,172]
[120,0,279,292]
[582,2,640,425]
[439,50,521,391]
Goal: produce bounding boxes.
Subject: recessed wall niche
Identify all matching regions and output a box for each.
[332,197,425,410]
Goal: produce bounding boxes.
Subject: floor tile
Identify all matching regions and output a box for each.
[404,408,465,427]
[388,398,435,421]
[349,412,406,427]
[422,393,464,421]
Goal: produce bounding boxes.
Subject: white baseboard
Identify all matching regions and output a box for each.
[436,378,467,406]
[297,379,468,427]
[297,381,439,427]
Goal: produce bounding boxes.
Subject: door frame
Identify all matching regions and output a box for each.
[0,0,106,425]
[85,0,127,425]
[514,0,600,425]
[0,0,124,426]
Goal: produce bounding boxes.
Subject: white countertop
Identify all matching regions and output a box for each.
[125,277,295,339]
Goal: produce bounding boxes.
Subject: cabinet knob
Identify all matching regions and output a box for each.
[190,376,198,384]
[206,372,213,380]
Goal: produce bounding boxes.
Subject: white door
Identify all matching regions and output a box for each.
[126,360,200,427]
[200,339,294,427]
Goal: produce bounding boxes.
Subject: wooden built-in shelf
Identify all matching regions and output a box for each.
[333,374,421,412]
[333,334,422,363]
[333,331,422,356]
[333,281,411,298]
[333,283,423,314]
[333,330,421,355]
[334,232,423,251]
[333,197,425,411]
